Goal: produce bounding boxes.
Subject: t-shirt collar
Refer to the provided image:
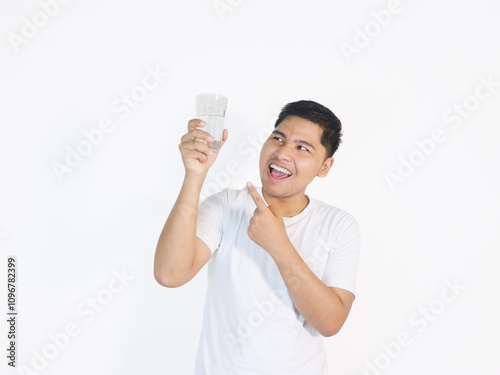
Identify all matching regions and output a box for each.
[257,186,313,225]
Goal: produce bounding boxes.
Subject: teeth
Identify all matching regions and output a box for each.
[270,163,292,175]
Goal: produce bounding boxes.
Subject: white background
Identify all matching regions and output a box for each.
[1,0,499,374]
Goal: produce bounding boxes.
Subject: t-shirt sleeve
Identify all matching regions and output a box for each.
[196,190,227,254]
[321,214,361,296]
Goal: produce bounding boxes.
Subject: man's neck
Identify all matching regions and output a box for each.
[261,189,310,218]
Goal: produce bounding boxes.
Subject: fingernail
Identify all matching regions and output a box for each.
[247,181,252,188]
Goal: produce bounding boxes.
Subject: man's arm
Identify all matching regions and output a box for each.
[246,182,355,336]
[154,119,228,288]
[154,173,208,287]
[271,245,354,337]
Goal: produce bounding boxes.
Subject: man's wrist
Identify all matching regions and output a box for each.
[183,172,207,188]
[270,239,297,265]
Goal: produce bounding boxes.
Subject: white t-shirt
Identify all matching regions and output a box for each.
[194,186,360,375]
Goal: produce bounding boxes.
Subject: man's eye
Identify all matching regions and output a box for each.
[273,137,283,142]
[299,146,308,151]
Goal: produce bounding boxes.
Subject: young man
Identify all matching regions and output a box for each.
[154,100,360,374]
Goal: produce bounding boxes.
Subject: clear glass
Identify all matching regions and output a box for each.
[198,115,224,151]
[195,93,228,152]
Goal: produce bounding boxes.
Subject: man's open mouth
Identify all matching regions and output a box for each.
[268,163,293,179]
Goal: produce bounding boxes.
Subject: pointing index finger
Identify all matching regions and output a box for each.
[247,182,268,210]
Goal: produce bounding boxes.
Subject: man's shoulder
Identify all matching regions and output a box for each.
[309,196,358,224]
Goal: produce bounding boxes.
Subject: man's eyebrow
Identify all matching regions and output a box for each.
[271,130,316,151]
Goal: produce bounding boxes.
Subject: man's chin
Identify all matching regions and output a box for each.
[261,179,292,197]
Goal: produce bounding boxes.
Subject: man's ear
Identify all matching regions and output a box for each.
[317,157,334,178]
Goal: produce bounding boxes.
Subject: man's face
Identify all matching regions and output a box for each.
[259,116,334,199]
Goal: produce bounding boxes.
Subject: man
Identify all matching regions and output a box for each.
[154,100,360,374]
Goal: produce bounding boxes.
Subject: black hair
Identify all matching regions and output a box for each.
[274,100,343,158]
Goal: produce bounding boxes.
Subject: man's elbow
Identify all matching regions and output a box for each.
[321,319,347,337]
[154,269,182,288]
[154,272,169,287]
[323,328,340,337]
[322,327,340,337]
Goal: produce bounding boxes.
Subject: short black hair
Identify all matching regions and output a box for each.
[274,100,342,158]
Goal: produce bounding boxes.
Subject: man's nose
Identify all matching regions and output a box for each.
[276,144,292,161]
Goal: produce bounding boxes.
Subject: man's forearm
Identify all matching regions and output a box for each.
[154,173,205,285]
[271,243,349,337]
